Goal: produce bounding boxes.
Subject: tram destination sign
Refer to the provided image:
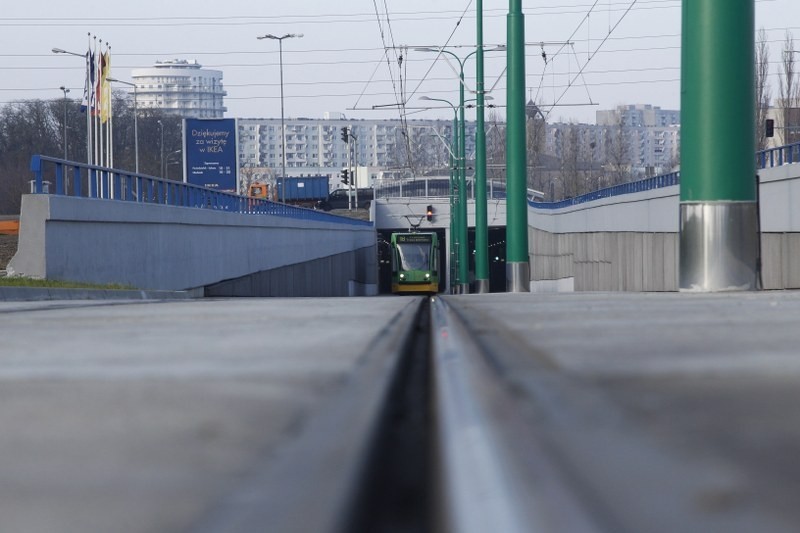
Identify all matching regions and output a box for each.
[396,233,433,243]
[183,118,239,192]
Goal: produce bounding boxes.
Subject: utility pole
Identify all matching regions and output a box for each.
[679,0,757,291]
[474,0,490,293]
[59,86,70,160]
[506,0,530,292]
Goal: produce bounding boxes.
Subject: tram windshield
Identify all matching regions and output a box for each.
[397,243,431,271]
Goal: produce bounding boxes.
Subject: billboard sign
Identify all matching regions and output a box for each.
[184,118,238,192]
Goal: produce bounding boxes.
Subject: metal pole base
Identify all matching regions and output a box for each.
[506,262,530,293]
[474,279,490,294]
[679,202,759,292]
[460,283,470,295]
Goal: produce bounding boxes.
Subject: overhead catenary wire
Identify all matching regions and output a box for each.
[543,0,640,120]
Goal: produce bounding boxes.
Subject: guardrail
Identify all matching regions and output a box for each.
[374,177,507,200]
[530,171,680,210]
[757,142,800,169]
[29,155,370,226]
[530,142,800,210]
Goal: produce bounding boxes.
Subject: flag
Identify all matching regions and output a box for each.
[100,51,111,123]
[80,51,95,113]
[94,51,105,117]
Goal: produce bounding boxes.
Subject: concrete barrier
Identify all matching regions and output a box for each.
[528,162,800,292]
[8,195,377,296]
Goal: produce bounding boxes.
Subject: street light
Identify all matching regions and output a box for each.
[52,47,91,165]
[257,32,303,203]
[416,46,504,294]
[420,95,460,293]
[106,77,139,173]
[59,86,70,160]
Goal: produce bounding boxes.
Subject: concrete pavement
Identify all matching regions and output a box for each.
[448,291,800,532]
[3,291,800,532]
[0,296,417,533]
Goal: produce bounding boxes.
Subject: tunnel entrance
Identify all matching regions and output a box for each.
[377,227,507,294]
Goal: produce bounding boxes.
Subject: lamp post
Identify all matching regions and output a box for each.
[106,77,139,173]
[475,0,489,293]
[59,86,70,160]
[507,0,530,292]
[52,47,91,165]
[157,120,164,179]
[417,45,505,294]
[420,96,460,292]
[257,32,303,203]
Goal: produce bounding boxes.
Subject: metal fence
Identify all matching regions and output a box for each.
[757,142,800,169]
[374,177,507,200]
[531,142,800,210]
[530,172,680,210]
[29,155,371,227]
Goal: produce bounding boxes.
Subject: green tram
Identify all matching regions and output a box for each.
[390,232,440,294]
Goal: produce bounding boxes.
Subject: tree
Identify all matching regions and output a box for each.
[558,124,581,198]
[778,31,800,145]
[0,100,62,214]
[526,101,547,193]
[756,27,772,151]
[604,114,632,186]
[0,94,185,214]
[486,109,506,184]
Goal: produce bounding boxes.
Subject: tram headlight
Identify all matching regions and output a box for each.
[425,273,430,279]
[399,273,405,280]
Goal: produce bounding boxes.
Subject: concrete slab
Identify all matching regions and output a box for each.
[0,296,415,533]
[447,291,800,531]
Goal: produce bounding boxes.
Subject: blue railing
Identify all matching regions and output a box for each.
[531,171,680,210]
[29,155,371,227]
[531,142,800,210]
[757,142,800,169]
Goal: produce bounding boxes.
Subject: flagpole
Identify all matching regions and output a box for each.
[85,33,92,166]
[108,45,114,172]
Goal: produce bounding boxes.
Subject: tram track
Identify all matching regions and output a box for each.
[194,295,600,533]
[197,293,795,533]
[344,295,603,533]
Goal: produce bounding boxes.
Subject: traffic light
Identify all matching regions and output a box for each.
[341,127,349,143]
[426,204,434,222]
[766,118,775,138]
[341,169,349,184]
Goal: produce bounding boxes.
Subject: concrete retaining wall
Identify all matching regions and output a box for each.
[8,195,377,296]
[528,163,800,292]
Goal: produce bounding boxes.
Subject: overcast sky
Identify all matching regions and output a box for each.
[3,0,799,124]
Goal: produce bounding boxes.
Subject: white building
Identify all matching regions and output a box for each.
[132,59,227,119]
[237,116,476,182]
[544,104,680,173]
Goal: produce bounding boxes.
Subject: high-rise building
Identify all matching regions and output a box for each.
[132,59,227,119]
[237,116,476,181]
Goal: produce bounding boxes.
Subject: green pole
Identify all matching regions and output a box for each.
[458,68,469,294]
[474,0,489,293]
[506,0,529,291]
[450,114,458,292]
[679,0,757,291]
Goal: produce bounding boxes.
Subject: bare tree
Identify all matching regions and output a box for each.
[778,31,800,145]
[604,114,631,185]
[756,27,772,151]
[558,124,581,198]
[526,101,546,192]
[486,109,506,184]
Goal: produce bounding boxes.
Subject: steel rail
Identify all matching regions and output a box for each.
[430,296,602,533]
[191,297,425,533]
[440,296,796,533]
